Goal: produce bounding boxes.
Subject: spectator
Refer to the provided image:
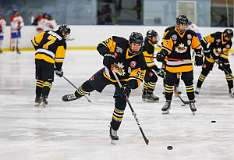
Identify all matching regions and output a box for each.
[0,14,6,53]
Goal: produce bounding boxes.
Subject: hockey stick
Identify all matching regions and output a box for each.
[112,71,149,145]
[177,94,190,106]
[62,75,92,103]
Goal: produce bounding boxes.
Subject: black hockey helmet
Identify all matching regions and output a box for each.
[146,29,158,38]
[223,29,233,39]
[57,24,71,38]
[176,15,189,25]
[129,32,143,45]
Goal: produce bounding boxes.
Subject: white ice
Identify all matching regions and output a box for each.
[0,51,234,160]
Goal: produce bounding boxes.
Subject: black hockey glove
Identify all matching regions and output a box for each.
[195,54,203,66]
[156,50,167,62]
[103,54,115,69]
[55,69,63,77]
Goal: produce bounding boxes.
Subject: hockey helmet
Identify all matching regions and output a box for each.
[58,24,71,37]
[146,29,158,38]
[223,29,233,39]
[129,32,143,45]
[176,15,189,25]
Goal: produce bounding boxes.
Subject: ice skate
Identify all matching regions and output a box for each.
[42,97,48,107]
[34,97,42,107]
[161,100,171,114]
[189,100,197,115]
[110,126,119,144]
[229,88,234,98]
[142,91,159,102]
[62,93,78,102]
[195,87,201,95]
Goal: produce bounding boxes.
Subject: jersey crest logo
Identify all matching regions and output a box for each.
[130,61,137,68]
[172,34,177,41]
[175,43,187,53]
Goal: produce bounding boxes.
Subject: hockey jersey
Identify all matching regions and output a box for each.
[142,39,157,68]
[32,30,67,70]
[97,36,146,87]
[161,26,201,73]
[10,15,24,33]
[202,32,232,62]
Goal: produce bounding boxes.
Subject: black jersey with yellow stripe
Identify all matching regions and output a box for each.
[161,26,201,73]
[97,36,146,88]
[32,30,67,69]
[142,39,156,67]
[202,32,232,60]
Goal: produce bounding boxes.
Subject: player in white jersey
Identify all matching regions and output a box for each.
[0,14,6,53]
[10,10,24,54]
[36,13,57,33]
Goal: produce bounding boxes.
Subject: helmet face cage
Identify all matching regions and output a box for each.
[58,24,71,36]
[176,15,189,25]
[129,32,143,45]
[224,29,233,39]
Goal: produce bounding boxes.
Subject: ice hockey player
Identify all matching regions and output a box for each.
[36,13,57,33]
[31,24,71,106]
[0,14,6,53]
[142,29,164,102]
[62,32,146,142]
[172,20,202,96]
[195,29,234,97]
[10,9,24,54]
[156,15,203,114]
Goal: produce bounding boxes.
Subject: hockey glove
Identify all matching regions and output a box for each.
[195,54,203,66]
[156,50,167,62]
[203,49,211,57]
[122,86,131,97]
[55,69,63,77]
[103,54,116,69]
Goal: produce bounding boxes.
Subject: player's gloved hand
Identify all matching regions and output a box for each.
[203,49,211,57]
[103,54,115,69]
[156,68,165,78]
[156,50,167,62]
[195,54,203,66]
[55,69,63,77]
[121,86,131,97]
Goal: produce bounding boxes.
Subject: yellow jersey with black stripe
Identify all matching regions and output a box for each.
[32,30,67,68]
[161,26,201,73]
[142,39,157,68]
[97,36,146,88]
[202,32,232,62]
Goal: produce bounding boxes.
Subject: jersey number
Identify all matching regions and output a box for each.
[43,35,56,49]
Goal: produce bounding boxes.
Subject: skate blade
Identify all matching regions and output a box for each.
[111,139,118,145]
[34,103,41,107]
[143,99,159,103]
[162,111,169,114]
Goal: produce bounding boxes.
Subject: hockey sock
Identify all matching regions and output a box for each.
[164,84,173,100]
[42,81,52,98]
[185,85,195,100]
[36,80,44,98]
[197,73,206,88]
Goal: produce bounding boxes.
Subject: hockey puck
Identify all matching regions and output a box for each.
[167,146,173,150]
[211,120,216,123]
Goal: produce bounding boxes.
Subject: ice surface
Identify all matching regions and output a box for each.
[0,51,234,160]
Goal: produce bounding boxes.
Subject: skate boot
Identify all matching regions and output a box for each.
[62,93,78,101]
[42,97,48,107]
[195,87,201,95]
[142,91,159,102]
[229,88,234,98]
[34,96,42,106]
[189,100,197,114]
[161,100,171,114]
[110,126,119,144]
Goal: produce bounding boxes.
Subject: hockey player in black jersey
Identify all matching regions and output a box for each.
[195,29,234,97]
[142,30,164,102]
[32,24,70,106]
[62,32,146,142]
[157,15,203,114]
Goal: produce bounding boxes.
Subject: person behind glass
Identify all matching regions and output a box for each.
[62,32,146,142]
[156,15,203,114]
[0,14,6,53]
[10,9,24,54]
[31,24,71,107]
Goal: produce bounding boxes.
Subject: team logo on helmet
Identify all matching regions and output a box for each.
[130,61,137,68]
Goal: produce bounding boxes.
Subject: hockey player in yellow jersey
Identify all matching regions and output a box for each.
[142,30,164,102]
[195,29,234,97]
[62,32,146,142]
[156,15,203,114]
[32,24,70,106]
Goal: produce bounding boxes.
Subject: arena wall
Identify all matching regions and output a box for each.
[1,26,234,52]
